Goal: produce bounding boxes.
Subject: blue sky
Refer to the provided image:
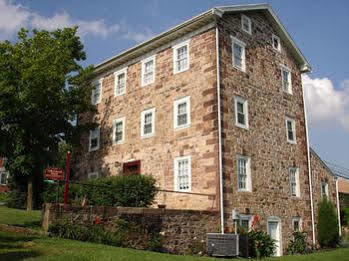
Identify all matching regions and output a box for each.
[1,0,348,169]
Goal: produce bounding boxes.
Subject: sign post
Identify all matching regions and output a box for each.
[63,151,71,205]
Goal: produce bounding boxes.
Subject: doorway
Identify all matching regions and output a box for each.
[267,218,282,256]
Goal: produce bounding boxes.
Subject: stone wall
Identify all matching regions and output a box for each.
[218,11,312,254]
[42,203,219,255]
[310,149,338,233]
[75,26,220,211]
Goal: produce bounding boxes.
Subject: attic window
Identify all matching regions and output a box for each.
[272,34,281,52]
[241,15,252,34]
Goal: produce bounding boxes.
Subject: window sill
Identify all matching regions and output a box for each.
[237,189,252,193]
[113,141,124,146]
[173,67,189,75]
[174,124,190,131]
[287,140,297,145]
[141,81,155,87]
[114,92,126,97]
[141,134,154,139]
[89,147,99,152]
[235,123,249,130]
[233,65,246,73]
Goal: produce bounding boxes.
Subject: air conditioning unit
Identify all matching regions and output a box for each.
[206,233,239,257]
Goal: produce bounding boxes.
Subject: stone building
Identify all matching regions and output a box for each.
[0,157,9,193]
[75,4,338,255]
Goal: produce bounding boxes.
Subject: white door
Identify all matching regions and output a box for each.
[268,220,281,256]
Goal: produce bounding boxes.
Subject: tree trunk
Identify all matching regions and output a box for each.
[27,176,33,211]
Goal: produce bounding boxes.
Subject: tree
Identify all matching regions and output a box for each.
[317,197,339,248]
[0,27,96,210]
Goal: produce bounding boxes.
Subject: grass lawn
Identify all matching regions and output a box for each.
[0,205,41,229]
[1,231,349,261]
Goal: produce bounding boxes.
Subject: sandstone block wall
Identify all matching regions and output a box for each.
[42,203,220,255]
[218,11,312,253]
[75,28,219,211]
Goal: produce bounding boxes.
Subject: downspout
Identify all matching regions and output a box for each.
[215,21,224,234]
[302,76,316,245]
[335,178,342,236]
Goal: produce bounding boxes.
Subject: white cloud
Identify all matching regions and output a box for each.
[0,0,30,39]
[302,75,349,131]
[0,0,149,41]
[31,12,120,38]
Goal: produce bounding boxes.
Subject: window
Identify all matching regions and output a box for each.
[234,96,249,129]
[281,66,292,94]
[237,155,251,192]
[272,34,281,51]
[231,36,246,71]
[89,127,100,151]
[321,182,329,198]
[88,172,99,179]
[141,56,155,86]
[123,160,141,175]
[173,40,190,74]
[114,68,127,96]
[141,108,155,138]
[174,156,191,192]
[241,14,252,34]
[285,117,296,144]
[174,96,190,129]
[112,117,125,144]
[0,171,7,185]
[289,168,300,197]
[292,217,302,232]
[91,79,103,105]
[240,214,252,231]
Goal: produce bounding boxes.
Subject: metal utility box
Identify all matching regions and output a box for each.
[206,233,239,257]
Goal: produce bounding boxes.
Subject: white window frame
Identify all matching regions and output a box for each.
[241,14,252,34]
[114,68,127,97]
[0,171,8,185]
[141,55,156,86]
[234,96,249,129]
[272,34,281,52]
[88,172,99,180]
[174,155,192,192]
[112,117,125,145]
[91,78,103,105]
[285,117,296,144]
[141,108,155,138]
[231,36,246,72]
[289,167,300,197]
[89,127,100,152]
[173,39,190,74]
[321,182,329,198]
[236,155,252,192]
[292,217,302,232]
[173,96,191,129]
[239,214,252,230]
[281,65,292,94]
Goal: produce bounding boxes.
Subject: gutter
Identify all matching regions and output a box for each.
[302,76,316,245]
[335,178,342,236]
[215,19,224,234]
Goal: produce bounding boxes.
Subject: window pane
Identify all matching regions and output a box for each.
[178,159,189,190]
[273,37,279,49]
[233,43,243,68]
[293,220,299,231]
[176,46,188,71]
[0,173,6,184]
[177,102,188,126]
[238,158,247,189]
[115,122,123,142]
[91,138,98,148]
[241,219,249,230]
[116,73,125,94]
[238,113,245,125]
[143,113,153,135]
[144,60,154,84]
[282,70,289,91]
[290,169,297,196]
[93,83,101,104]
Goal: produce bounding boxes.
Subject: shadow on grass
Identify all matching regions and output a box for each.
[0,233,42,260]
[13,221,42,230]
[0,251,41,261]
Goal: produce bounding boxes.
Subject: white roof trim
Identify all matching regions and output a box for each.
[94,4,310,74]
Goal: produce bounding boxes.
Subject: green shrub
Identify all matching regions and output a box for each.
[317,198,339,248]
[287,231,309,254]
[147,234,164,252]
[6,189,27,209]
[0,192,9,202]
[340,207,349,226]
[80,175,157,207]
[248,230,276,258]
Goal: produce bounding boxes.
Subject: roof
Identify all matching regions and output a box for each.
[94,3,311,75]
[310,148,336,177]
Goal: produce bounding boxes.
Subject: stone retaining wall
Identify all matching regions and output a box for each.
[42,203,220,255]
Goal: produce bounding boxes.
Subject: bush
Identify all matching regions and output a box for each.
[248,230,276,258]
[317,198,339,248]
[340,207,349,226]
[287,231,308,254]
[0,192,9,202]
[80,175,157,207]
[6,189,27,209]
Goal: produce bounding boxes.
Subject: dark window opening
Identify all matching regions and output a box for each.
[123,160,141,175]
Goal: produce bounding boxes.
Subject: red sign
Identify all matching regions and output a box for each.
[44,167,64,181]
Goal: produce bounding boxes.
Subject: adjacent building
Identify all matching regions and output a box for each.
[75,4,339,255]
